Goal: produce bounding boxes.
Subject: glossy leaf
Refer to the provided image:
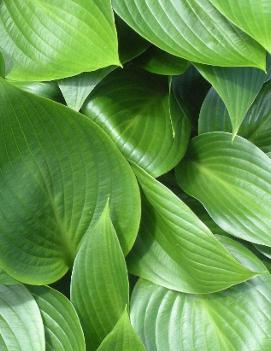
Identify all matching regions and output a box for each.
[131,236,271,351]
[97,310,145,351]
[0,79,140,284]
[177,132,271,247]
[29,286,85,351]
[209,0,271,53]
[112,0,265,68]
[199,83,271,153]
[10,81,61,100]
[128,164,255,294]
[195,65,266,135]
[0,285,45,351]
[71,204,129,350]
[0,0,120,81]
[82,68,190,177]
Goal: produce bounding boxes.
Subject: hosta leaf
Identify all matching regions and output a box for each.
[0,270,17,285]
[209,0,271,53]
[112,0,265,68]
[195,65,266,135]
[0,285,45,351]
[29,286,85,351]
[177,132,271,247]
[58,67,114,112]
[71,204,129,350]
[10,81,61,100]
[0,0,120,81]
[82,68,190,177]
[199,83,271,153]
[128,164,255,294]
[131,236,271,351]
[136,47,189,76]
[97,310,145,351]
[0,79,140,284]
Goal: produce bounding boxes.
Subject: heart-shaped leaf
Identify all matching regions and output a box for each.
[0,0,120,81]
[82,68,190,177]
[29,286,85,351]
[177,132,271,247]
[128,164,255,294]
[0,285,45,351]
[0,79,140,284]
[112,0,265,68]
[71,204,129,350]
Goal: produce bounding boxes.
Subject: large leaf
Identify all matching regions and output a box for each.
[0,284,45,351]
[71,204,129,350]
[195,65,266,135]
[0,79,140,284]
[0,0,120,81]
[128,164,255,294]
[82,68,190,177]
[112,0,265,68]
[177,132,271,247]
[209,0,271,53]
[9,80,61,100]
[199,83,271,153]
[29,286,85,351]
[131,237,271,351]
[97,310,145,351]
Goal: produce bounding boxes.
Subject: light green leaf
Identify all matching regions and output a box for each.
[82,68,190,177]
[9,81,61,100]
[71,204,129,350]
[29,286,85,351]
[136,47,189,76]
[112,0,265,68]
[58,67,114,112]
[0,285,45,351]
[97,309,145,351]
[199,83,271,153]
[0,0,120,81]
[177,132,271,247]
[195,65,266,135]
[209,0,271,53]
[0,79,140,284]
[128,164,255,294]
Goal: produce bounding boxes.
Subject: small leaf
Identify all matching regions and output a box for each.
[71,204,129,350]
[97,309,145,351]
[29,286,85,351]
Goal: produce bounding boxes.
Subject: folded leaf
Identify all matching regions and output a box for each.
[0,285,45,351]
[209,0,271,53]
[0,0,120,81]
[29,286,85,351]
[97,309,145,351]
[128,164,255,294]
[177,132,271,247]
[112,0,265,68]
[0,79,140,284]
[82,69,190,177]
[195,65,266,135]
[71,204,129,350]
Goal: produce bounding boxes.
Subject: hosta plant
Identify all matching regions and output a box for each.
[1,1,271,350]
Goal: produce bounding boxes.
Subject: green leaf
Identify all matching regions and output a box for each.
[0,0,120,81]
[9,80,61,100]
[0,285,45,351]
[128,164,255,294]
[58,67,114,112]
[199,83,271,153]
[195,65,266,135]
[29,286,85,351]
[0,79,140,284]
[71,204,129,350]
[97,309,145,351]
[112,0,265,68]
[209,0,271,53]
[177,132,271,247]
[82,68,190,177]
[136,47,189,76]
[0,269,18,285]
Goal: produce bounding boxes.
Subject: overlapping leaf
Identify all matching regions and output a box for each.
[0,79,140,284]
